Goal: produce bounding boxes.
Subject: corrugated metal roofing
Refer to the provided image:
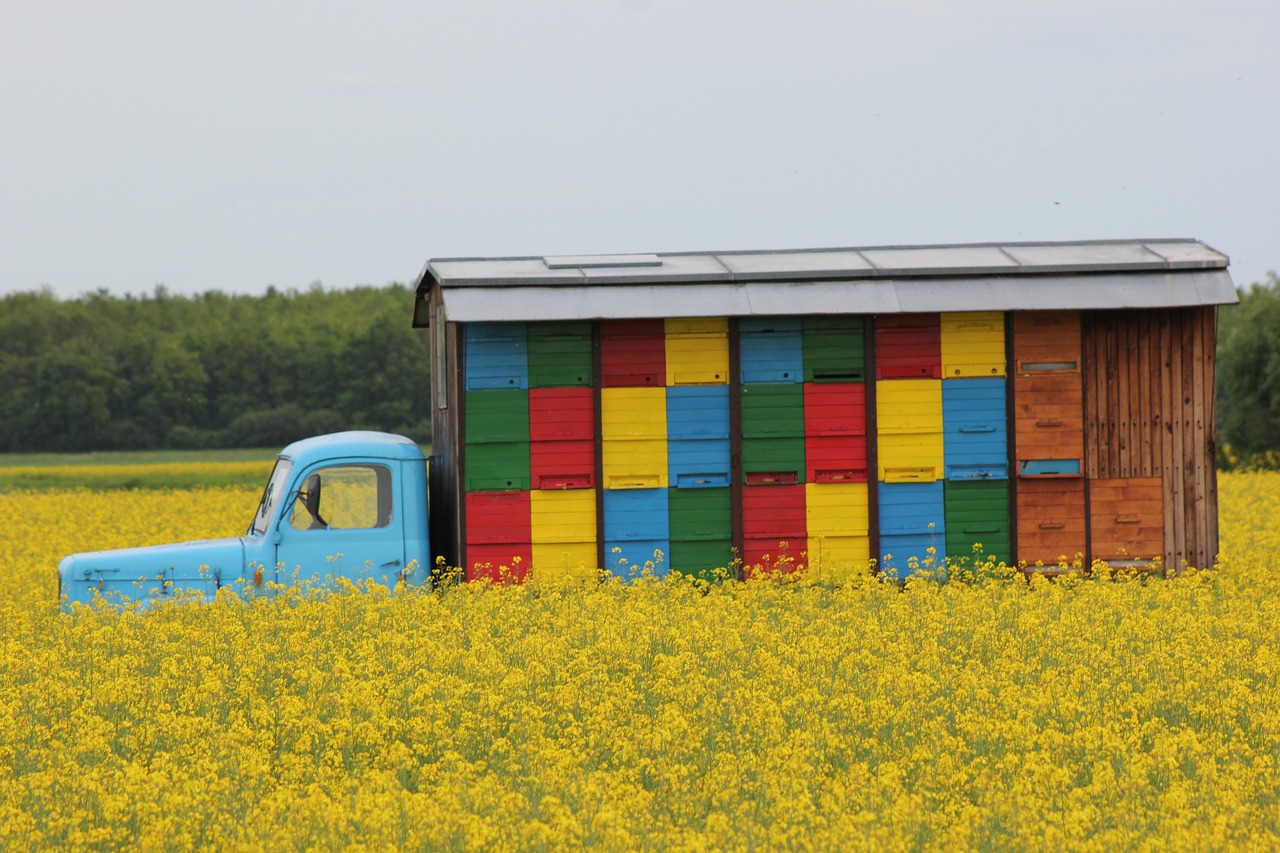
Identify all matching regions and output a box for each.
[413,239,1236,324]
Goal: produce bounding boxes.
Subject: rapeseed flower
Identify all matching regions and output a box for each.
[0,474,1276,849]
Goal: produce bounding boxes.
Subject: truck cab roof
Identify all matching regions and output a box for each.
[279,431,426,465]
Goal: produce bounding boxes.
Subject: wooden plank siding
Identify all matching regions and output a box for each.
[1082,307,1219,571]
[1089,477,1164,565]
[1012,311,1087,567]
[1015,479,1087,566]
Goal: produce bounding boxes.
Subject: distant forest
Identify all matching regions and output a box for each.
[1217,272,1280,467]
[2,274,1278,463]
[0,285,429,453]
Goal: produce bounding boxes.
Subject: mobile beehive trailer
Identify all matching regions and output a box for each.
[411,239,1236,581]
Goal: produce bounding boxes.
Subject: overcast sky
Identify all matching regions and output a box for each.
[2,0,1277,300]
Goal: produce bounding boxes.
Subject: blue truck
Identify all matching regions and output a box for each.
[58,432,431,610]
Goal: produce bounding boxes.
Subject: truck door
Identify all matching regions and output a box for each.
[274,461,406,589]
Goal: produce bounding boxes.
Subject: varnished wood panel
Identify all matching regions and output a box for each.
[1089,477,1164,565]
[1082,307,1219,571]
[1013,311,1081,374]
[1015,375,1085,462]
[1015,478,1087,567]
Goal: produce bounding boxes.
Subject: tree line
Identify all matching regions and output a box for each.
[1217,272,1280,468]
[0,285,430,453]
[1,274,1277,462]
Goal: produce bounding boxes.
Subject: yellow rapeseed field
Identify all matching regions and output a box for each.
[1,473,1278,850]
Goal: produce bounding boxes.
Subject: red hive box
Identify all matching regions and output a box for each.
[600,319,666,387]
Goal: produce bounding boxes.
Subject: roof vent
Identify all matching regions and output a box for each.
[543,253,663,270]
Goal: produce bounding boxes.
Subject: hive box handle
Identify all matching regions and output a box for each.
[538,474,593,490]
[745,471,799,486]
[815,469,864,483]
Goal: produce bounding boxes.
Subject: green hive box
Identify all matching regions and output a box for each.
[463,389,532,491]
[803,316,866,382]
[528,322,594,387]
[740,384,805,436]
[464,441,531,492]
[741,437,805,482]
[464,389,530,444]
[668,488,732,540]
[668,488,733,581]
[943,479,1011,568]
[668,540,735,581]
[739,386,806,481]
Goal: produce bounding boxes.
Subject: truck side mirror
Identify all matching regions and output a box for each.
[302,473,329,529]
[304,473,322,518]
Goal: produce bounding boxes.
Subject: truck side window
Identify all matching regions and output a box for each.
[289,464,393,531]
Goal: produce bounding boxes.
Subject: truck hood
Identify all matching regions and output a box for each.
[59,537,247,608]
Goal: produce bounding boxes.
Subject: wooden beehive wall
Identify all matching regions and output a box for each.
[1011,311,1087,567]
[1082,306,1219,571]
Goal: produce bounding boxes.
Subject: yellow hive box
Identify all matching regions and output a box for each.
[601,387,667,440]
[941,312,1007,377]
[805,483,871,579]
[602,439,668,489]
[665,317,729,385]
[531,542,599,583]
[876,379,942,432]
[805,482,870,535]
[876,379,943,478]
[530,489,597,544]
[805,535,872,580]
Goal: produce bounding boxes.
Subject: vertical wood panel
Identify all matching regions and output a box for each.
[1188,310,1202,567]
[1093,314,1109,476]
[1172,308,1192,568]
[1132,315,1144,475]
[1107,313,1117,472]
[1117,317,1131,476]
[1187,309,1202,568]
[1084,318,1102,478]
[1143,313,1155,475]
[1204,307,1221,566]
[1159,310,1175,568]
[1192,308,1210,566]
[1132,311,1141,470]
[1173,309,1187,568]
[1120,318,1132,477]
[1180,309,1195,569]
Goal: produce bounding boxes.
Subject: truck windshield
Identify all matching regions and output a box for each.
[249,458,294,536]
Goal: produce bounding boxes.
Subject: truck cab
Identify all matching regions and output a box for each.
[58,432,430,611]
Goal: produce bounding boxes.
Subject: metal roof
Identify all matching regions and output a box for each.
[412,239,1236,324]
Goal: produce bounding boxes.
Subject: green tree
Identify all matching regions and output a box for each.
[29,342,120,452]
[139,339,211,444]
[1218,272,1280,460]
